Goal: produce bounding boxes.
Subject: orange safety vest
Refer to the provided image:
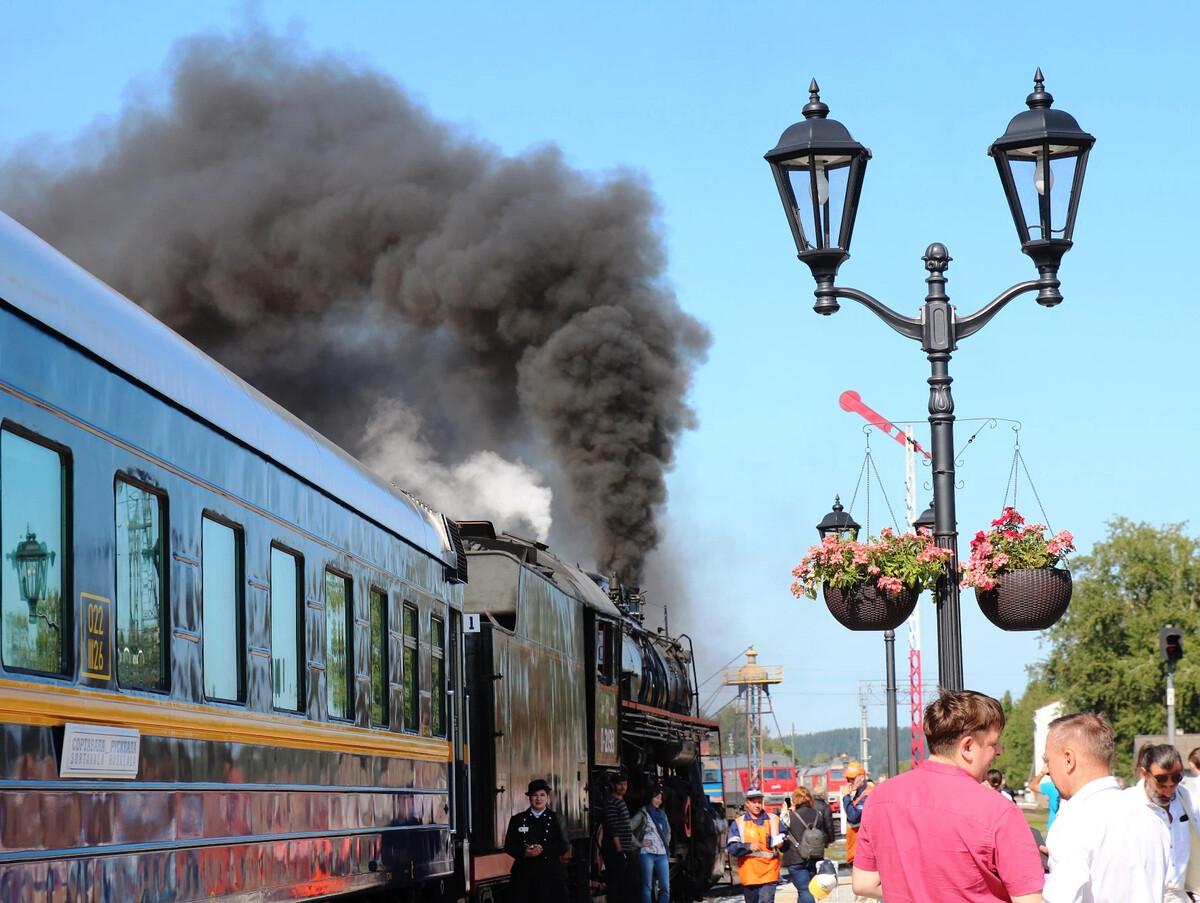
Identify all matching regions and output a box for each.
[734,813,781,887]
[844,783,873,864]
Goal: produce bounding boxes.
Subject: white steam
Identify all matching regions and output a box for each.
[362,401,552,541]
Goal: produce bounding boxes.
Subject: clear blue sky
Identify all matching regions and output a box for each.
[3,1,1197,741]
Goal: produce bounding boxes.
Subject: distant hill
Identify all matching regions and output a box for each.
[783,726,915,768]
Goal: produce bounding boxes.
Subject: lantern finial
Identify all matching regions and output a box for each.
[1026,69,1053,110]
[803,79,830,120]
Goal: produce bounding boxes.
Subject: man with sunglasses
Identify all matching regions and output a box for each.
[1125,743,1198,903]
[1042,714,1168,903]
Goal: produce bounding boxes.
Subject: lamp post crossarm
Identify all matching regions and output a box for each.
[954,279,1043,342]
[831,286,924,342]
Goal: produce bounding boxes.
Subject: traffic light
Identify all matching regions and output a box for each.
[1160,625,1185,663]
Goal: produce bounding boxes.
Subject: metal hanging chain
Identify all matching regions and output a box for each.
[846,435,871,536]
[846,428,901,538]
[1001,425,1054,534]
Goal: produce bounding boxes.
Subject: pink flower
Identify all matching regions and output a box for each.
[958,508,1073,590]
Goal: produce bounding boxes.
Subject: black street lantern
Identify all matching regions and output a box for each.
[8,530,54,623]
[988,69,1095,307]
[913,502,935,535]
[765,80,872,315]
[816,496,861,541]
[770,71,1093,692]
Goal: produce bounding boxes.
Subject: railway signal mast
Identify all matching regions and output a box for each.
[838,390,930,767]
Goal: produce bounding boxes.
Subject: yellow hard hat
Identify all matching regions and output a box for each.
[809,871,838,900]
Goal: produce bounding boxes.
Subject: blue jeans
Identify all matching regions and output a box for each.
[741,882,777,903]
[787,864,816,903]
[639,851,669,903]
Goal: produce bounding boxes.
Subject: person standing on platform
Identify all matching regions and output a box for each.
[601,769,637,903]
[987,768,1017,803]
[1029,762,1061,831]
[1186,747,1200,794]
[503,778,569,903]
[852,690,1045,903]
[727,787,787,903]
[1124,742,1195,903]
[630,784,671,903]
[841,760,873,882]
[1042,713,1168,903]
[780,787,828,903]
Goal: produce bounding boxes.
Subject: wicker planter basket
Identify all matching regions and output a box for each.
[822,582,919,631]
[975,567,1072,631]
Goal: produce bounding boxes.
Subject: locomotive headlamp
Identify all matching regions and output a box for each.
[7,530,54,622]
[816,497,860,541]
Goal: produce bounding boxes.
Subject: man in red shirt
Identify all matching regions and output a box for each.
[852,690,1044,903]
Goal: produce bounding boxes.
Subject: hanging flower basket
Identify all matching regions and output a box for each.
[975,567,1072,631]
[822,582,920,631]
[961,508,1075,631]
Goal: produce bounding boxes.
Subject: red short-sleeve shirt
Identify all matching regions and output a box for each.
[855,760,1044,903]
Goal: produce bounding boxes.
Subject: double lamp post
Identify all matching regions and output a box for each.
[766,71,1094,703]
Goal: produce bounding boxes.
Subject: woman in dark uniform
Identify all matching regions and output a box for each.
[503,778,569,902]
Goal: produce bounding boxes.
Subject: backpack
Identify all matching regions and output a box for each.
[791,807,827,860]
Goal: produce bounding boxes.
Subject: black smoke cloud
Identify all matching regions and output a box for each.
[2,27,710,581]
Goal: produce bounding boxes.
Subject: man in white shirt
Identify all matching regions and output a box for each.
[1185,748,1200,795]
[1125,743,1196,903]
[1042,712,1169,903]
[1187,748,1200,900]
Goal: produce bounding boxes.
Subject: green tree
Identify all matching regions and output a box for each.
[993,676,1058,784]
[1036,518,1200,777]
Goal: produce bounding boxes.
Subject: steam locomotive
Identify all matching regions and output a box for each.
[0,206,724,901]
[458,523,726,901]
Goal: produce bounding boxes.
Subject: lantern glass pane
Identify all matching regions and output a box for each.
[1006,153,1079,239]
[2,430,65,674]
[785,159,850,251]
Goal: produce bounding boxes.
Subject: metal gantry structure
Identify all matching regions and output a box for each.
[857,679,938,775]
[722,648,784,791]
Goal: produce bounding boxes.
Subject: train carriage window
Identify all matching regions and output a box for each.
[115,477,165,689]
[326,571,352,721]
[270,546,302,711]
[369,588,386,727]
[202,517,244,702]
[2,430,68,675]
[401,602,418,733]
[431,615,445,737]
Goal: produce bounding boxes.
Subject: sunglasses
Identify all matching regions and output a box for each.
[1152,771,1184,786]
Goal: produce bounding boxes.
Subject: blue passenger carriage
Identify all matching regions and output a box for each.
[0,212,467,901]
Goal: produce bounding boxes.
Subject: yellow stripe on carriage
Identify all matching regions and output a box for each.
[0,677,452,761]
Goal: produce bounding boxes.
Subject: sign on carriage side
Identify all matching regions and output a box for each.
[79,592,112,681]
[59,723,140,779]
